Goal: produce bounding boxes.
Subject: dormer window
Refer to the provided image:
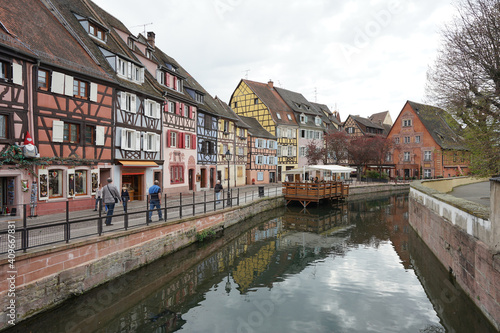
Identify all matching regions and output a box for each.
[299,114,307,124]
[127,38,134,49]
[315,116,321,126]
[88,23,105,40]
[116,57,144,83]
[276,113,281,120]
[196,93,204,103]
[287,114,292,121]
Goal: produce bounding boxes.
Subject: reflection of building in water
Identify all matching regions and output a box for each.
[282,203,349,234]
[384,193,411,269]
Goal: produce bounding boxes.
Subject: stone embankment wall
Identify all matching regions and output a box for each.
[0,196,284,331]
[349,183,409,197]
[409,178,500,330]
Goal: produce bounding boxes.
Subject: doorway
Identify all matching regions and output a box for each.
[200,168,206,188]
[188,169,194,191]
[210,167,215,189]
[122,174,143,201]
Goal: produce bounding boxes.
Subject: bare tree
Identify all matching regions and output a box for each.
[426,0,500,176]
[324,130,349,164]
[304,140,324,165]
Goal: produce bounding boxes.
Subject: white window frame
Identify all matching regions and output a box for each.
[424,151,432,161]
[404,152,411,161]
[315,117,321,126]
[121,92,137,113]
[144,132,160,152]
[121,129,140,151]
[415,136,421,143]
[424,169,432,178]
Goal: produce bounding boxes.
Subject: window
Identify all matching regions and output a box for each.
[314,131,320,140]
[347,127,354,134]
[300,130,306,138]
[276,113,281,120]
[121,92,136,113]
[277,145,282,157]
[254,98,258,104]
[64,123,79,143]
[185,134,191,149]
[238,146,244,156]
[144,133,160,151]
[170,131,177,148]
[307,130,313,139]
[394,137,400,144]
[267,140,276,149]
[117,58,143,83]
[386,153,392,162]
[415,136,421,143]
[300,114,307,123]
[145,100,160,118]
[287,114,292,120]
[73,79,88,99]
[257,172,264,181]
[0,61,8,80]
[38,69,49,90]
[239,128,245,137]
[122,129,139,150]
[85,125,94,144]
[233,101,238,108]
[237,166,243,177]
[424,169,432,178]
[256,139,265,148]
[89,23,105,41]
[288,146,293,156]
[0,115,7,139]
[75,170,87,195]
[223,120,229,133]
[269,156,276,165]
[170,165,184,184]
[299,147,306,157]
[404,136,411,144]
[403,119,412,127]
[424,151,432,161]
[49,169,63,198]
[315,117,321,126]
[404,152,411,161]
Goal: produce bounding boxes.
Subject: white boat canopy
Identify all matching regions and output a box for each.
[283,165,356,181]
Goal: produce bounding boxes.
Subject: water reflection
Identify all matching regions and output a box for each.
[7,192,496,333]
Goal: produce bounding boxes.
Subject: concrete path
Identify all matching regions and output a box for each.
[448,181,491,207]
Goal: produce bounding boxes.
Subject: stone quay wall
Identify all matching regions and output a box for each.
[409,178,500,330]
[0,196,284,330]
[349,183,409,197]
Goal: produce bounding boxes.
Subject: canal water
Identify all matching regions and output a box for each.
[6,192,496,333]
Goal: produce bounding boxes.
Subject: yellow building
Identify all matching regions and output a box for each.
[230,79,298,181]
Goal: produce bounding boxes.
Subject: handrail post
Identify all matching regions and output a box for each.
[192,192,195,216]
[204,191,207,213]
[124,209,129,230]
[214,190,216,211]
[22,204,27,252]
[164,193,167,221]
[146,194,150,225]
[65,201,69,243]
[98,200,103,236]
[179,193,183,218]
[237,188,240,206]
[222,190,225,209]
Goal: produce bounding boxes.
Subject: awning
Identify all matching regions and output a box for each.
[119,160,158,167]
[283,165,356,174]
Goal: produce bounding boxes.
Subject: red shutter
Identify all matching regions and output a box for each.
[180,104,184,117]
[187,106,192,119]
[175,102,180,115]
[167,130,171,147]
[192,134,196,149]
[173,77,177,90]
[181,133,185,148]
[166,73,170,87]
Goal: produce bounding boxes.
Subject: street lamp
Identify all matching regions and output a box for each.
[225,149,232,206]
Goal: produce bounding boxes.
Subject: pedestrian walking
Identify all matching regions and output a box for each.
[148,180,163,222]
[214,180,223,204]
[121,186,130,213]
[94,183,102,211]
[102,178,121,226]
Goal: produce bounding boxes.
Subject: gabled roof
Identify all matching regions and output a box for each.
[369,111,392,126]
[215,97,249,126]
[349,115,385,130]
[241,79,297,126]
[407,101,465,150]
[46,0,162,99]
[0,0,111,82]
[274,87,328,129]
[239,116,276,139]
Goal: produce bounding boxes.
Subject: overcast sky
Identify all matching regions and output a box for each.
[95,0,456,122]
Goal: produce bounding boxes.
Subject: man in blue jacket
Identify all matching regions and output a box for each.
[148,180,163,222]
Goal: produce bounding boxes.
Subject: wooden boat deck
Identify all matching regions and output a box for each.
[282,181,349,207]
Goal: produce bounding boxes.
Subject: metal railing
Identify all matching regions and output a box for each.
[0,185,283,255]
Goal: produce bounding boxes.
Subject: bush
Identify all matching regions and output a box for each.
[366,170,380,179]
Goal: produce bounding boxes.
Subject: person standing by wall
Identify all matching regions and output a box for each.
[121,186,130,213]
[94,183,102,211]
[102,178,121,226]
[214,180,223,204]
[148,180,163,222]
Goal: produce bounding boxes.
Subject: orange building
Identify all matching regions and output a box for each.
[387,101,470,179]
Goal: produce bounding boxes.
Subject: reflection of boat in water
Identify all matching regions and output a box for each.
[283,203,350,235]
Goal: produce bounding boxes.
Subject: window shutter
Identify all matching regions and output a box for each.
[173,77,177,90]
[255,156,259,164]
[121,129,127,149]
[121,92,126,111]
[165,73,170,87]
[38,169,49,200]
[135,131,141,151]
[131,94,136,113]
[96,126,105,146]
[52,120,64,142]
[179,132,184,148]
[90,83,98,102]
[155,102,161,119]
[292,147,297,156]
[191,135,196,149]
[188,106,192,119]
[67,169,75,198]
[175,102,180,115]
[155,134,161,152]
[64,75,74,97]
[143,133,148,151]
[12,63,22,85]
[167,130,171,147]
[140,68,144,83]
[244,147,247,156]
[51,72,65,94]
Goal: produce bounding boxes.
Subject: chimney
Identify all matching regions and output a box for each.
[268,80,274,89]
[147,31,155,49]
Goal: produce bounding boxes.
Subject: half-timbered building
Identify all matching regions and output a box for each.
[49,0,164,201]
[343,114,386,137]
[274,87,328,168]
[230,79,298,182]
[238,116,277,184]
[0,0,117,216]
[215,97,249,187]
